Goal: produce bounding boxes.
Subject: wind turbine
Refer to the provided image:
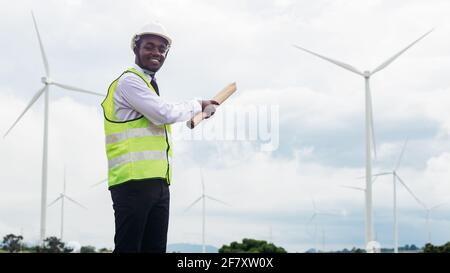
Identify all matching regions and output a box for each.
[382,178,449,246]
[184,169,230,253]
[321,228,326,253]
[306,199,344,252]
[374,142,449,246]
[3,11,103,243]
[422,202,449,244]
[293,29,433,245]
[344,139,415,253]
[371,139,409,253]
[340,180,379,248]
[48,167,87,241]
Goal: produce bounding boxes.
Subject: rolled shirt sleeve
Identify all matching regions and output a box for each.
[114,73,202,125]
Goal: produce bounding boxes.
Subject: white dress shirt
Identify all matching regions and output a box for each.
[113,64,202,125]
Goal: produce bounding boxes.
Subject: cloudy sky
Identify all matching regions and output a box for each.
[1,0,450,252]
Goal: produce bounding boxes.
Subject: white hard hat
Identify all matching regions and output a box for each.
[131,22,172,50]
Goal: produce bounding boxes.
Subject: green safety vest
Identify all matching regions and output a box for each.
[101,68,172,187]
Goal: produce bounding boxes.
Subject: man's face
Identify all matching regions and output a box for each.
[135,35,169,72]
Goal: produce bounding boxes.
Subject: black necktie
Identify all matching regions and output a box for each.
[150,78,160,96]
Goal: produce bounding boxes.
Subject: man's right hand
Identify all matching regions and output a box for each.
[199,100,220,119]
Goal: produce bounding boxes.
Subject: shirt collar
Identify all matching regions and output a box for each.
[132,63,156,82]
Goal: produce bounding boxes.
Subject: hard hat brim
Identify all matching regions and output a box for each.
[131,32,172,50]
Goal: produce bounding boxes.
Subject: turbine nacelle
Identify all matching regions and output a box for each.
[41,77,53,85]
[363,71,371,78]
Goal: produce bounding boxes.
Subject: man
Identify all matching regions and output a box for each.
[101,22,218,253]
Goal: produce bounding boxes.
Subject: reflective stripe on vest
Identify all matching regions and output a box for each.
[101,68,172,187]
[105,126,166,144]
[108,150,167,169]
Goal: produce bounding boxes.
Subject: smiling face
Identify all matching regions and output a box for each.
[134,34,169,72]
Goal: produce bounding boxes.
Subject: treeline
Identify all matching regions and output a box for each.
[423,242,450,253]
[219,238,287,253]
[4,232,450,253]
[1,233,111,253]
[335,244,420,253]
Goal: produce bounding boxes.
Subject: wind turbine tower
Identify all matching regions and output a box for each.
[372,139,409,253]
[307,199,344,252]
[184,169,229,253]
[421,202,449,244]
[48,167,86,240]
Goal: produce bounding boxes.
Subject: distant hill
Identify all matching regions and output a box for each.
[167,243,218,253]
[305,248,317,253]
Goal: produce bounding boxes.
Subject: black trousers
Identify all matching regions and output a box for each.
[110,178,170,253]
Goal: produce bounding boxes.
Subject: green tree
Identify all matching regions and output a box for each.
[350,247,366,253]
[444,242,450,252]
[98,247,112,253]
[424,243,438,252]
[423,242,450,253]
[2,234,23,253]
[219,238,287,253]
[38,236,71,253]
[80,245,96,253]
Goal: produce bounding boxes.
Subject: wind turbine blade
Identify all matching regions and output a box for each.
[430,201,450,211]
[368,88,377,159]
[357,172,392,178]
[372,172,392,177]
[293,44,364,76]
[370,173,389,185]
[47,196,62,207]
[184,196,202,212]
[356,174,383,184]
[312,199,317,211]
[371,29,434,75]
[205,195,231,207]
[307,213,317,227]
[340,185,365,191]
[371,175,380,185]
[90,178,107,188]
[31,11,50,77]
[52,82,104,97]
[395,139,409,171]
[64,195,87,209]
[63,165,67,194]
[200,169,205,194]
[3,86,46,138]
[395,174,426,209]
